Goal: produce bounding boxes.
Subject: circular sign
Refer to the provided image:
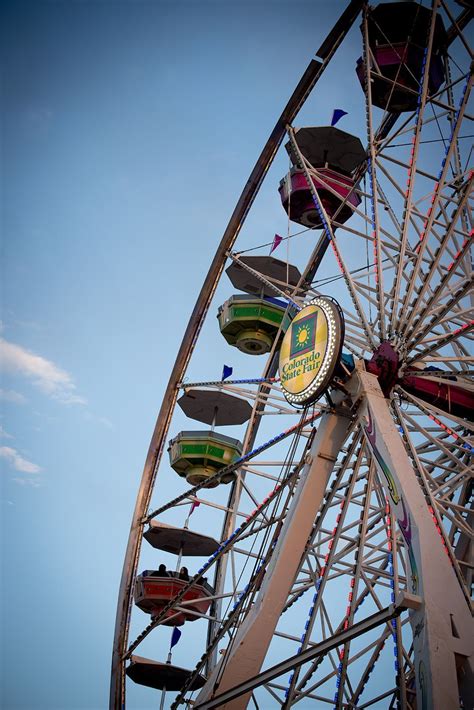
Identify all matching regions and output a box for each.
[278,296,344,406]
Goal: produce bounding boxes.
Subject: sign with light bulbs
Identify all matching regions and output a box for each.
[279,297,344,406]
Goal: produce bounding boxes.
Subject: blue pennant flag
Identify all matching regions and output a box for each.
[331,109,348,126]
[170,627,182,649]
[222,364,233,381]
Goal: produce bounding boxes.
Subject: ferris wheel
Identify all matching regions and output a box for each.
[111,1,473,709]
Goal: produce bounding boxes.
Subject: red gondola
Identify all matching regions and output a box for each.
[134,572,213,626]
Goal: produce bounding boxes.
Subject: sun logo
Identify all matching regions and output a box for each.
[296,326,310,349]
[289,312,318,359]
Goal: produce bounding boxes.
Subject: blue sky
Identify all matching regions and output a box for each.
[0,1,369,708]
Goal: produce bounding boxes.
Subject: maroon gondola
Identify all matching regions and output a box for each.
[279,126,364,227]
[355,2,447,112]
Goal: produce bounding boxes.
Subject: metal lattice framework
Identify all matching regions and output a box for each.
[111,2,473,709]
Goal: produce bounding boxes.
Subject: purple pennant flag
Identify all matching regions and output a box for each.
[170,627,182,649]
[331,109,348,126]
[222,364,233,381]
[270,234,283,254]
[189,498,201,515]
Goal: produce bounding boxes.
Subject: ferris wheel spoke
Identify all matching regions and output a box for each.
[128,460,303,659]
[282,442,366,706]
[410,448,472,494]
[395,401,472,486]
[144,410,320,522]
[284,448,408,709]
[193,415,356,704]
[362,6,387,340]
[397,405,471,470]
[404,233,473,348]
[441,1,474,57]
[173,523,289,706]
[394,71,473,334]
[282,437,363,621]
[406,277,473,355]
[283,446,375,701]
[331,462,381,710]
[333,217,404,255]
[393,399,472,603]
[405,320,473,366]
[399,389,474,442]
[386,0,443,337]
[401,177,473,343]
[404,436,472,500]
[208,406,316,656]
[287,126,378,349]
[436,500,473,539]
[379,150,441,185]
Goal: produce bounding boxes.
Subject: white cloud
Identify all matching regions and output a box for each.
[84,411,113,429]
[0,425,13,439]
[0,337,86,405]
[0,388,27,404]
[12,477,42,488]
[0,446,41,474]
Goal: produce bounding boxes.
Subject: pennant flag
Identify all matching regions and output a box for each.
[331,109,348,126]
[190,498,201,516]
[170,627,182,649]
[270,234,283,254]
[222,364,233,381]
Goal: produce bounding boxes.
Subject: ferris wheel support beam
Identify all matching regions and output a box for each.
[349,363,474,710]
[195,397,353,710]
[194,593,415,710]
